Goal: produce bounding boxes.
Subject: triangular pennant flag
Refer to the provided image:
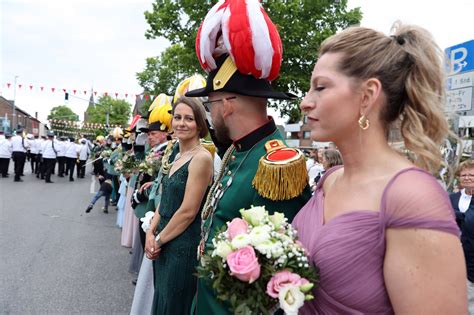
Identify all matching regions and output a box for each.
[52,88,56,92]
[125,93,128,98]
[115,92,119,98]
[18,84,22,89]
[63,88,67,93]
[7,83,11,88]
[29,85,33,90]
[40,87,44,91]
[94,92,97,96]
[73,90,77,94]
[83,91,87,95]
[104,92,108,97]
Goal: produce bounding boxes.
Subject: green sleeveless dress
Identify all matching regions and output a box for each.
[152,159,204,315]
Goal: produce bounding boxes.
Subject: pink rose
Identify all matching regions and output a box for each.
[227,246,261,283]
[267,271,309,298]
[227,218,248,240]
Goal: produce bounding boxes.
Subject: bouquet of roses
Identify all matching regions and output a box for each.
[138,150,163,176]
[198,206,318,315]
[115,150,138,174]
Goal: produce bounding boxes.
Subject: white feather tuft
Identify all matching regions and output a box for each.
[199,0,227,71]
[246,0,274,78]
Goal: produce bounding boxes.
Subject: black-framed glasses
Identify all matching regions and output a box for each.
[202,96,237,112]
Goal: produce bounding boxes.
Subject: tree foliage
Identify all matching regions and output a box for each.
[139,0,362,120]
[86,95,131,126]
[47,105,79,121]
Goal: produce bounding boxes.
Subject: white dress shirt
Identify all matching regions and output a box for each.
[11,135,28,153]
[29,138,41,154]
[459,189,473,213]
[0,138,12,158]
[41,139,59,159]
[78,144,90,161]
[56,141,65,157]
[65,142,80,158]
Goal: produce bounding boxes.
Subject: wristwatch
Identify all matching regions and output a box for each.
[154,233,162,248]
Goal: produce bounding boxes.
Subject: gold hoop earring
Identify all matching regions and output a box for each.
[358,115,370,130]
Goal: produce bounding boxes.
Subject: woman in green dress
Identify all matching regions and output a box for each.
[145,96,213,315]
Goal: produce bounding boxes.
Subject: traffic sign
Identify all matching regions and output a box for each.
[445,40,474,75]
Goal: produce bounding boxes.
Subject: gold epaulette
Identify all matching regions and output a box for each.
[160,140,177,175]
[200,140,216,159]
[252,140,308,201]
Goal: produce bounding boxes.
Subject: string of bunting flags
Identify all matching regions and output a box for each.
[1,82,159,101]
[50,119,122,129]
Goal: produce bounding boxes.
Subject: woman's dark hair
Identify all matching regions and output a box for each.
[173,96,209,139]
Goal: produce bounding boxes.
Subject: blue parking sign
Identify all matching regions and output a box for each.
[445,40,474,75]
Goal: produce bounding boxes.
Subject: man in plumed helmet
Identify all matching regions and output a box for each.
[181,1,312,313]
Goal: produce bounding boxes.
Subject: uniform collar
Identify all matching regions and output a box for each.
[233,117,276,152]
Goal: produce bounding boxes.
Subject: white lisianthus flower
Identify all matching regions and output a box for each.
[279,285,305,315]
[269,212,285,229]
[240,206,267,226]
[255,239,280,256]
[249,225,271,246]
[213,241,233,259]
[231,233,251,249]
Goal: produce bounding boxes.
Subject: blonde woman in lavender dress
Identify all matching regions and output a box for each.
[293,23,467,314]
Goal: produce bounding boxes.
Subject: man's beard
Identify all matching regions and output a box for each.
[212,113,233,147]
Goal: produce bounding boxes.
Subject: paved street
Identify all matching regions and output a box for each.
[0,164,134,314]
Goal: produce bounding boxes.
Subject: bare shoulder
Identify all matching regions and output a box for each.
[189,148,213,169]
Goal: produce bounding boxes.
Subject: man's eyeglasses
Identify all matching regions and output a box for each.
[202,96,237,112]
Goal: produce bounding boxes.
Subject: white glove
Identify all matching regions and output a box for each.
[140,211,155,232]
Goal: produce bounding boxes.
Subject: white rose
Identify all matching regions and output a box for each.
[249,225,271,246]
[279,285,305,315]
[213,241,233,259]
[231,233,251,249]
[240,206,267,226]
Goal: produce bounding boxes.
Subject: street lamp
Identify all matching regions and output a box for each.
[12,75,18,130]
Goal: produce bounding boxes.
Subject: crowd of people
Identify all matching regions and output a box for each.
[0,129,91,183]
[2,1,474,314]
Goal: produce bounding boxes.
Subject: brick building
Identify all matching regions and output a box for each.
[0,96,47,135]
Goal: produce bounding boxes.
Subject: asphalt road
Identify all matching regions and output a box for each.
[0,163,134,314]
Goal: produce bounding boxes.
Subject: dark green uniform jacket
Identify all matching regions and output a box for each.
[194,119,311,314]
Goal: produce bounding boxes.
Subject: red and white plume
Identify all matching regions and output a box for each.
[196,0,282,81]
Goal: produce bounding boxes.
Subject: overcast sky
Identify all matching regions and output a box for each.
[1,0,473,124]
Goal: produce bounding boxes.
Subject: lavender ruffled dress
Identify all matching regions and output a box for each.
[293,166,459,314]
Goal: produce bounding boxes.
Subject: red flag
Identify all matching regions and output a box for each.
[40,87,44,91]
[115,92,119,98]
[18,84,22,89]
[51,88,56,92]
[125,93,128,98]
[94,91,97,96]
[145,95,149,100]
[83,91,87,95]
[104,92,108,97]
[129,114,141,130]
[63,88,66,93]
[29,85,33,90]
[7,83,11,88]
[73,90,77,94]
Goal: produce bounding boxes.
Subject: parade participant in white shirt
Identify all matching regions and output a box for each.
[77,139,90,178]
[0,132,13,178]
[41,131,58,183]
[28,134,41,174]
[11,127,28,182]
[56,137,67,177]
[65,137,80,182]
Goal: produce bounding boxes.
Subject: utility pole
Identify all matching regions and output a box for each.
[12,75,18,130]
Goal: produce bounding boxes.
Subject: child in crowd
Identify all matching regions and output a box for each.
[85,175,113,213]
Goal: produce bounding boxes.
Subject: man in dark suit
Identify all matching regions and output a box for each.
[449,159,474,314]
